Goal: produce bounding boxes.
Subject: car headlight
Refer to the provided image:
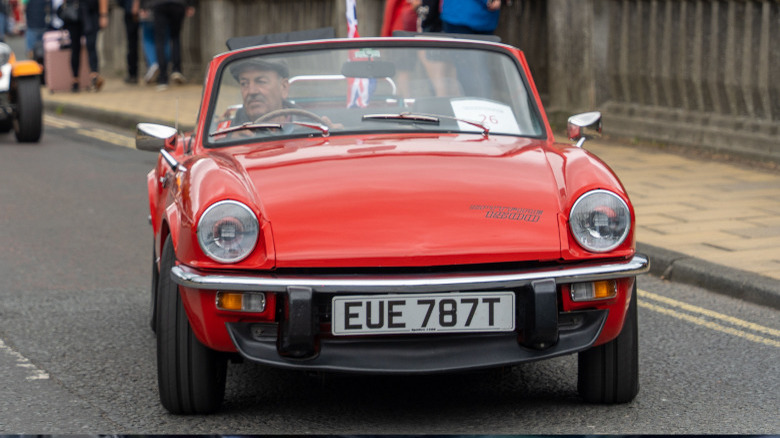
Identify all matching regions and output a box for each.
[569,190,631,252]
[0,43,12,66]
[197,200,259,263]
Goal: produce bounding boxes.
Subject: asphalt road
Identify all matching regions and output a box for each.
[0,116,778,434]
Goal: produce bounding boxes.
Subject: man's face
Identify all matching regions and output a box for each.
[238,68,289,121]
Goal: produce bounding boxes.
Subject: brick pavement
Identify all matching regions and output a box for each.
[586,142,780,281]
[43,78,780,290]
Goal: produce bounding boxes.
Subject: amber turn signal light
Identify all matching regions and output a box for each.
[570,280,617,302]
[216,291,266,312]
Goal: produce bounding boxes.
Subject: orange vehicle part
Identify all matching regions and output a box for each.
[11,59,44,77]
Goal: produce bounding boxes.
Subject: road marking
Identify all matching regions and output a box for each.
[639,289,780,337]
[639,289,780,348]
[44,115,82,129]
[76,128,135,149]
[44,115,136,149]
[0,338,50,380]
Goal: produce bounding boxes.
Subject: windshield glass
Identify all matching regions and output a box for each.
[207,45,544,145]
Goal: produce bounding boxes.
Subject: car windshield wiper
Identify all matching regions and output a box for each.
[209,122,283,137]
[362,112,489,137]
[362,112,441,125]
[289,121,330,137]
[209,121,330,138]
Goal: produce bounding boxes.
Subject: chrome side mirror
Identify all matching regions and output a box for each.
[136,123,178,152]
[567,111,602,148]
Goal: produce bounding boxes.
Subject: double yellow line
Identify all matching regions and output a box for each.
[639,289,780,348]
[44,115,136,149]
[75,127,135,149]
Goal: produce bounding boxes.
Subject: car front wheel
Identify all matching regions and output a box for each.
[577,281,639,403]
[150,241,159,333]
[13,76,43,143]
[157,236,227,414]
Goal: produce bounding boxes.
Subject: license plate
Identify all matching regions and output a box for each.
[332,292,515,336]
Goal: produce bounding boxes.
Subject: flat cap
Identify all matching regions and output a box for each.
[229,57,289,79]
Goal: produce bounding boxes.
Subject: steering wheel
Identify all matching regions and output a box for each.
[254,108,328,125]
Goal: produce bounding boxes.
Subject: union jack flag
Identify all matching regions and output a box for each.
[346,0,371,108]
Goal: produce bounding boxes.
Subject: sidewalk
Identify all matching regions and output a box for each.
[43,78,780,309]
[43,77,203,132]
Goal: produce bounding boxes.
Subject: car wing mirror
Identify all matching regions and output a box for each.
[567,111,602,148]
[136,123,178,152]
[136,123,185,172]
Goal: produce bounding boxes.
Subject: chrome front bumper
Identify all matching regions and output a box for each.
[171,253,649,293]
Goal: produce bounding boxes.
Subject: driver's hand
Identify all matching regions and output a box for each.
[321,116,344,130]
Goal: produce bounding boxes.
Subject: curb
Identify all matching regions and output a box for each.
[43,103,780,310]
[639,242,780,310]
[43,100,196,133]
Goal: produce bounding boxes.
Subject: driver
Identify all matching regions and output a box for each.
[229,57,293,125]
[215,57,337,137]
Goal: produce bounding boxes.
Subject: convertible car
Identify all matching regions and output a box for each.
[137,33,649,414]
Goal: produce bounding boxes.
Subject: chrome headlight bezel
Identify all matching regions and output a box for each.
[197,200,259,263]
[0,43,12,66]
[569,189,631,253]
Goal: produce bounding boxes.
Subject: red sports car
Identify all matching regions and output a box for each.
[137,34,649,414]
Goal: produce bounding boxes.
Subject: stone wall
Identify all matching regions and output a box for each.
[595,0,780,161]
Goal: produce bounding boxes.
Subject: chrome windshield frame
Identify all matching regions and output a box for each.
[203,38,550,149]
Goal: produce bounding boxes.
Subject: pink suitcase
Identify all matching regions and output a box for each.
[43,30,91,92]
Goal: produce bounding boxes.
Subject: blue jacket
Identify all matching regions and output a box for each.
[440,0,500,32]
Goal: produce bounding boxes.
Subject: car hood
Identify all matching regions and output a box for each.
[230,134,565,268]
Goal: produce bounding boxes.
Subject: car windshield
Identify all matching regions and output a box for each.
[206,43,544,145]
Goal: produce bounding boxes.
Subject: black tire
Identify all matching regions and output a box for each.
[150,241,160,333]
[577,281,639,403]
[157,236,227,414]
[0,117,12,133]
[13,76,43,143]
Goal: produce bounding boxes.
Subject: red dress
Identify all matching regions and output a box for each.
[381,0,418,36]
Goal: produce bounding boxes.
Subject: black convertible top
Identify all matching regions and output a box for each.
[226,28,336,50]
